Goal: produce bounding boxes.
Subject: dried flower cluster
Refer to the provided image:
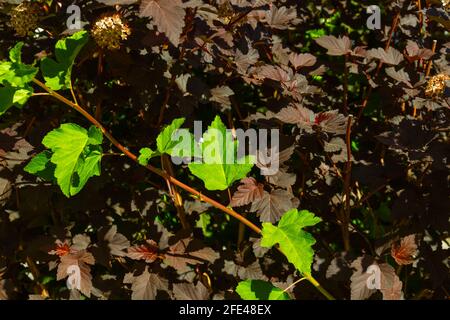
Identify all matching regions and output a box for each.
[91,14,131,50]
[9,2,39,37]
[425,73,450,97]
[443,0,450,11]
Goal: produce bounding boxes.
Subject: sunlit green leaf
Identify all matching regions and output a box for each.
[188,116,254,190]
[0,43,38,88]
[40,31,89,90]
[138,147,158,166]
[40,123,103,197]
[24,150,55,181]
[261,209,321,275]
[0,85,33,115]
[236,280,290,300]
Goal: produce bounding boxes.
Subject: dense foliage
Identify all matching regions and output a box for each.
[0,0,449,300]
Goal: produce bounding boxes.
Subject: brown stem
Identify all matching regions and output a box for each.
[95,51,104,121]
[417,0,423,33]
[237,213,247,247]
[356,11,401,122]
[157,74,176,127]
[343,54,349,116]
[157,47,186,127]
[26,256,48,297]
[226,7,253,30]
[425,40,437,77]
[341,117,353,251]
[162,154,189,230]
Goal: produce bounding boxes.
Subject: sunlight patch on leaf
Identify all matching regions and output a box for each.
[236,279,290,300]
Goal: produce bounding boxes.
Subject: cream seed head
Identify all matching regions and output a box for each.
[425,73,450,97]
[91,14,131,51]
[9,2,40,37]
[443,0,450,11]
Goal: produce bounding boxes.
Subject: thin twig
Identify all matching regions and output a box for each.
[283,277,307,293]
[425,40,437,77]
[343,54,349,116]
[162,154,189,230]
[342,116,353,251]
[357,11,401,122]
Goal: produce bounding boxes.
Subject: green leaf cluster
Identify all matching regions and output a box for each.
[139,116,254,191]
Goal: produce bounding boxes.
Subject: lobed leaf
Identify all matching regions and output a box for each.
[40,31,89,90]
[139,0,186,46]
[188,116,254,190]
[261,209,321,275]
[38,123,103,197]
[315,35,352,56]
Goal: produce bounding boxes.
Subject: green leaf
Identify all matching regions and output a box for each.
[157,118,184,153]
[261,209,322,275]
[40,31,89,90]
[9,42,24,64]
[0,62,37,87]
[138,147,158,166]
[72,145,102,196]
[138,118,194,165]
[0,42,37,116]
[24,150,55,181]
[41,123,103,197]
[188,116,254,190]
[0,85,33,115]
[236,280,290,300]
[0,44,38,88]
[157,117,196,158]
[87,126,103,145]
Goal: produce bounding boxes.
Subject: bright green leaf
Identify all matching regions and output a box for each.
[261,209,322,275]
[40,31,89,90]
[306,28,326,39]
[0,85,33,115]
[188,116,254,190]
[0,63,37,87]
[157,118,184,153]
[71,146,102,195]
[0,44,38,88]
[24,150,55,181]
[9,42,24,64]
[0,42,37,116]
[138,147,158,166]
[138,118,194,165]
[41,123,102,197]
[236,280,290,300]
[156,117,196,158]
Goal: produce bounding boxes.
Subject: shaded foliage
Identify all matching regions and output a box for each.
[0,0,449,300]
